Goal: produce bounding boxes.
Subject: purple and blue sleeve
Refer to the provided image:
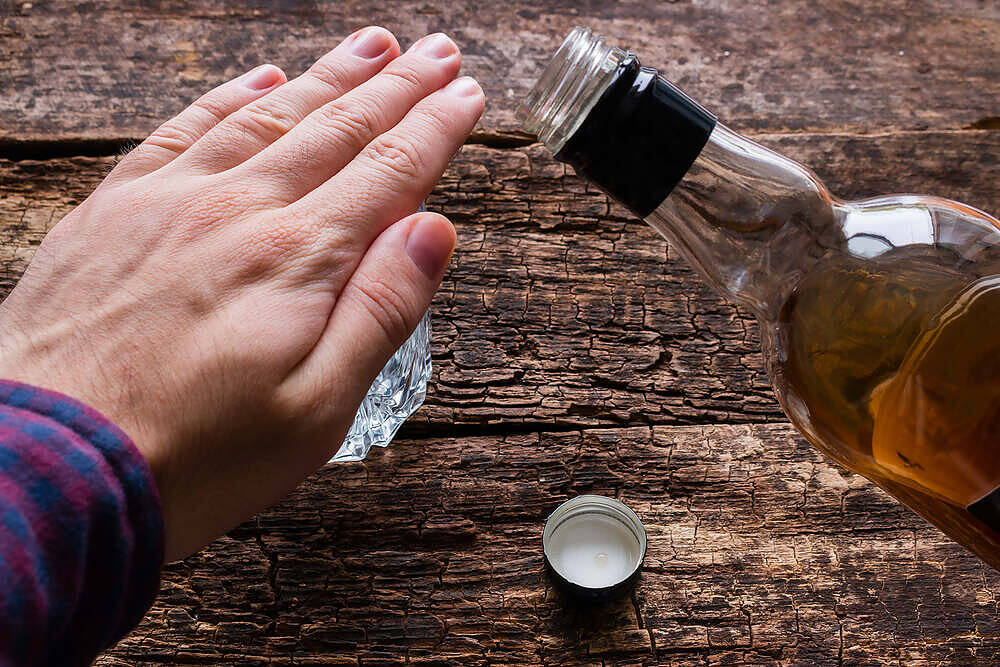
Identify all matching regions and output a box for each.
[0,380,164,665]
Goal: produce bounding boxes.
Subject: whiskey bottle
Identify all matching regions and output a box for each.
[519,27,1000,568]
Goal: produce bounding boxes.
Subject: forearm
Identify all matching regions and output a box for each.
[0,380,163,665]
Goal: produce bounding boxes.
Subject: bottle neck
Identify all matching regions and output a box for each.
[521,28,838,315]
[517,27,626,153]
[645,123,838,315]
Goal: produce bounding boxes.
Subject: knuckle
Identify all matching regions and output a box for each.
[191,94,233,125]
[318,98,382,143]
[233,101,299,144]
[307,58,353,93]
[383,64,424,92]
[143,122,197,154]
[367,133,423,181]
[415,100,454,137]
[350,275,415,347]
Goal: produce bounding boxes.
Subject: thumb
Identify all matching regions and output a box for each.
[285,211,455,425]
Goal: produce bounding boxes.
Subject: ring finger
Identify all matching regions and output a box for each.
[171,26,400,174]
[224,33,462,205]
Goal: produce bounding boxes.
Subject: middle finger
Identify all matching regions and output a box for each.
[224,33,462,205]
[172,26,400,174]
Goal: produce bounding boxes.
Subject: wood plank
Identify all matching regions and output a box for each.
[1,1,998,143]
[2,130,997,431]
[98,423,1000,664]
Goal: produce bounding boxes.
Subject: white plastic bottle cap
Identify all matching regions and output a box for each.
[542,495,647,601]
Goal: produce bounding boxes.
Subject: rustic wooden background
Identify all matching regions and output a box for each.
[2,0,1000,664]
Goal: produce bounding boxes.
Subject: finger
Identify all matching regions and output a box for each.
[280,211,455,423]
[226,33,461,205]
[173,26,400,174]
[107,64,286,183]
[285,76,484,257]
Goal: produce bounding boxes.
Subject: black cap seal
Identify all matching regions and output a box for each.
[554,56,717,218]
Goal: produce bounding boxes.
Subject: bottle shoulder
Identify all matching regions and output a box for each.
[761,195,1000,500]
[835,195,1000,266]
[749,194,1000,319]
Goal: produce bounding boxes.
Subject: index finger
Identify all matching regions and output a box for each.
[286,75,485,257]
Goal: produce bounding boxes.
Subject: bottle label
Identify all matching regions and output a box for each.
[968,488,1000,531]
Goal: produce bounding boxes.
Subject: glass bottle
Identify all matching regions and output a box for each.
[519,27,1000,568]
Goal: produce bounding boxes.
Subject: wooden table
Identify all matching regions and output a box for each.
[3,1,999,664]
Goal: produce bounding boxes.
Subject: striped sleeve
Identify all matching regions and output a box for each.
[0,380,164,666]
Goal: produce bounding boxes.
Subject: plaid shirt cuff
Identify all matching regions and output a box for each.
[0,379,164,664]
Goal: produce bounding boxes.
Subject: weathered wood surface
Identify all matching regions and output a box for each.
[102,424,1000,664]
[1,0,999,664]
[3,131,998,432]
[1,0,998,145]
[3,129,999,665]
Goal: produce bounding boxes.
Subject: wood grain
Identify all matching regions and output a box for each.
[3,131,997,432]
[2,0,999,662]
[1,1,997,144]
[97,423,1000,664]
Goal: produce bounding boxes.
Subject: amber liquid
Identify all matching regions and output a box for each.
[775,252,1000,567]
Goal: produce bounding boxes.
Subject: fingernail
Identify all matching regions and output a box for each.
[406,215,455,279]
[349,27,393,59]
[443,76,482,98]
[413,33,458,59]
[242,64,283,91]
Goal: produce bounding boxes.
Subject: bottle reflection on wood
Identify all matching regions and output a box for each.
[520,27,1000,568]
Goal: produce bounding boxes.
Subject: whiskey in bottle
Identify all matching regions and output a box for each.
[519,28,1000,568]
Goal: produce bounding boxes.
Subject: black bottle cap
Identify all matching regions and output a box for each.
[542,495,647,602]
[554,56,717,218]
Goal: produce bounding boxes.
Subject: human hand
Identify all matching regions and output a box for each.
[0,27,484,560]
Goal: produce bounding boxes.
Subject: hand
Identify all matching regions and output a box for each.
[0,27,484,561]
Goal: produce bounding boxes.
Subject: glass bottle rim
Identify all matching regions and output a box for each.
[517,27,626,154]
